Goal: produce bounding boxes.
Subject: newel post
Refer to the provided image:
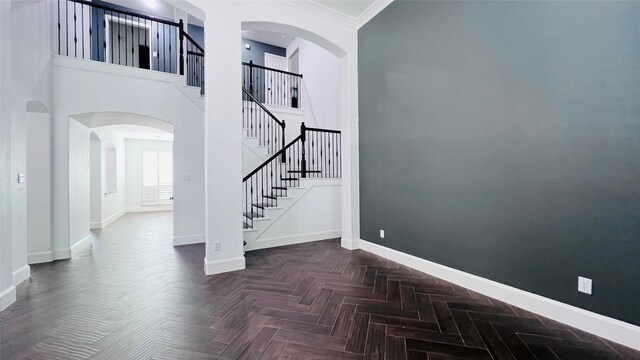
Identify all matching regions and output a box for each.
[178,19,184,76]
[300,122,307,178]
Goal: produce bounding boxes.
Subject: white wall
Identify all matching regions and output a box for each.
[245,179,341,251]
[196,0,359,275]
[68,118,91,251]
[51,57,205,253]
[90,138,102,226]
[125,138,173,211]
[27,112,53,264]
[1,0,52,311]
[286,37,341,130]
[92,126,127,226]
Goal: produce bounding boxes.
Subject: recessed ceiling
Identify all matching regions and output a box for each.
[105,124,174,141]
[242,30,294,49]
[310,0,376,18]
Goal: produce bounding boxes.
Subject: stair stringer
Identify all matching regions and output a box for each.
[243,178,341,251]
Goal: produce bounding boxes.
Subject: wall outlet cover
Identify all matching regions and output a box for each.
[578,276,592,295]
[214,242,222,252]
[380,229,385,238]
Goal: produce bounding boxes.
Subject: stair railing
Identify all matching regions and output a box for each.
[243,135,302,229]
[242,87,286,157]
[54,0,205,94]
[242,61,303,108]
[242,122,342,229]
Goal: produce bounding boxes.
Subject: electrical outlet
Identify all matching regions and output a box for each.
[380,229,385,238]
[578,276,592,295]
[214,242,222,252]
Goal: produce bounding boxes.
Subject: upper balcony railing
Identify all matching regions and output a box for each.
[242,61,303,109]
[54,0,204,95]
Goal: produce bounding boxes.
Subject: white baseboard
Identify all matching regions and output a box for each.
[12,265,30,286]
[70,234,93,258]
[245,230,341,251]
[204,256,246,275]
[0,285,16,312]
[28,250,54,264]
[90,207,171,230]
[173,234,205,246]
[341,237,359,250]
[126,206,172,213]
[358,239,640,351]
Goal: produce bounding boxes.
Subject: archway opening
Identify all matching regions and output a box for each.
[70,112,175,255]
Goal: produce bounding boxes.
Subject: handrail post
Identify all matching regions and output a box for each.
[300,122,307,178]
[249,60,254,96]
[178,19,184,76]
[281,120,286,162]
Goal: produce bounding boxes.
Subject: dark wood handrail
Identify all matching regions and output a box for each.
[306,127,341,134]
[67,0,180,27]
[242,62,303,78]
[183,32,204,53]
[243,135,302,182]
[242,87,284,127]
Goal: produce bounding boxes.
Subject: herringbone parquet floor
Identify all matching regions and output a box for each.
[1,212,638,359]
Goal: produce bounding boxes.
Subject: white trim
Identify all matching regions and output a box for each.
[126,206,173,213]
[356,0,394,28]
[173,233,205,246]
[245,229,341,251]
[357,239,640,351]
[100,208,127,229]
[12,265,31,286]
[204,256,246,275]
[275,0,358,29]
[70,234,93,258]
[0,286,16,312]
[28,250,55,264]
[341,237,359,250]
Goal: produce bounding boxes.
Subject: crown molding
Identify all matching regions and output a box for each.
[357,0,393,28]
[277,0,358,29]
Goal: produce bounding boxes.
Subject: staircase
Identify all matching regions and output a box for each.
[241,65,342,249]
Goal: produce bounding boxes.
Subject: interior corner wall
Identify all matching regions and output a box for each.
[125,138,173,211]
[68,118,91,249]
[286,38,341,130]
[0,0,15,305]
[1,0,52,300]
[92,126,126,224]
[358,1,640,327]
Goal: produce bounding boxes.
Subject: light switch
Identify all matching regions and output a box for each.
[17,173,25,183]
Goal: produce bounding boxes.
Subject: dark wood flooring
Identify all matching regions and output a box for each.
[1,212,638,359]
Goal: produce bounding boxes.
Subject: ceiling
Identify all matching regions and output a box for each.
[310,0,376,18]
[109,124,174,141]
[242,30,294,49]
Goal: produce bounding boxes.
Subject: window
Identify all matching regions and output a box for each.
[142,149,173,205]
[105,142,117,194]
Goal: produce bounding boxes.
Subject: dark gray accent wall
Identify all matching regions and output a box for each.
[241,38,286,66]
[359,1,640,326]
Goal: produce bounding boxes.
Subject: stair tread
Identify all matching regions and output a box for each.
[252,202,277,209]
[280,177,298,181]
[272,186,287,190]
[262,195,277,200]
[288,170,322,173]
[243,211,265,219]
